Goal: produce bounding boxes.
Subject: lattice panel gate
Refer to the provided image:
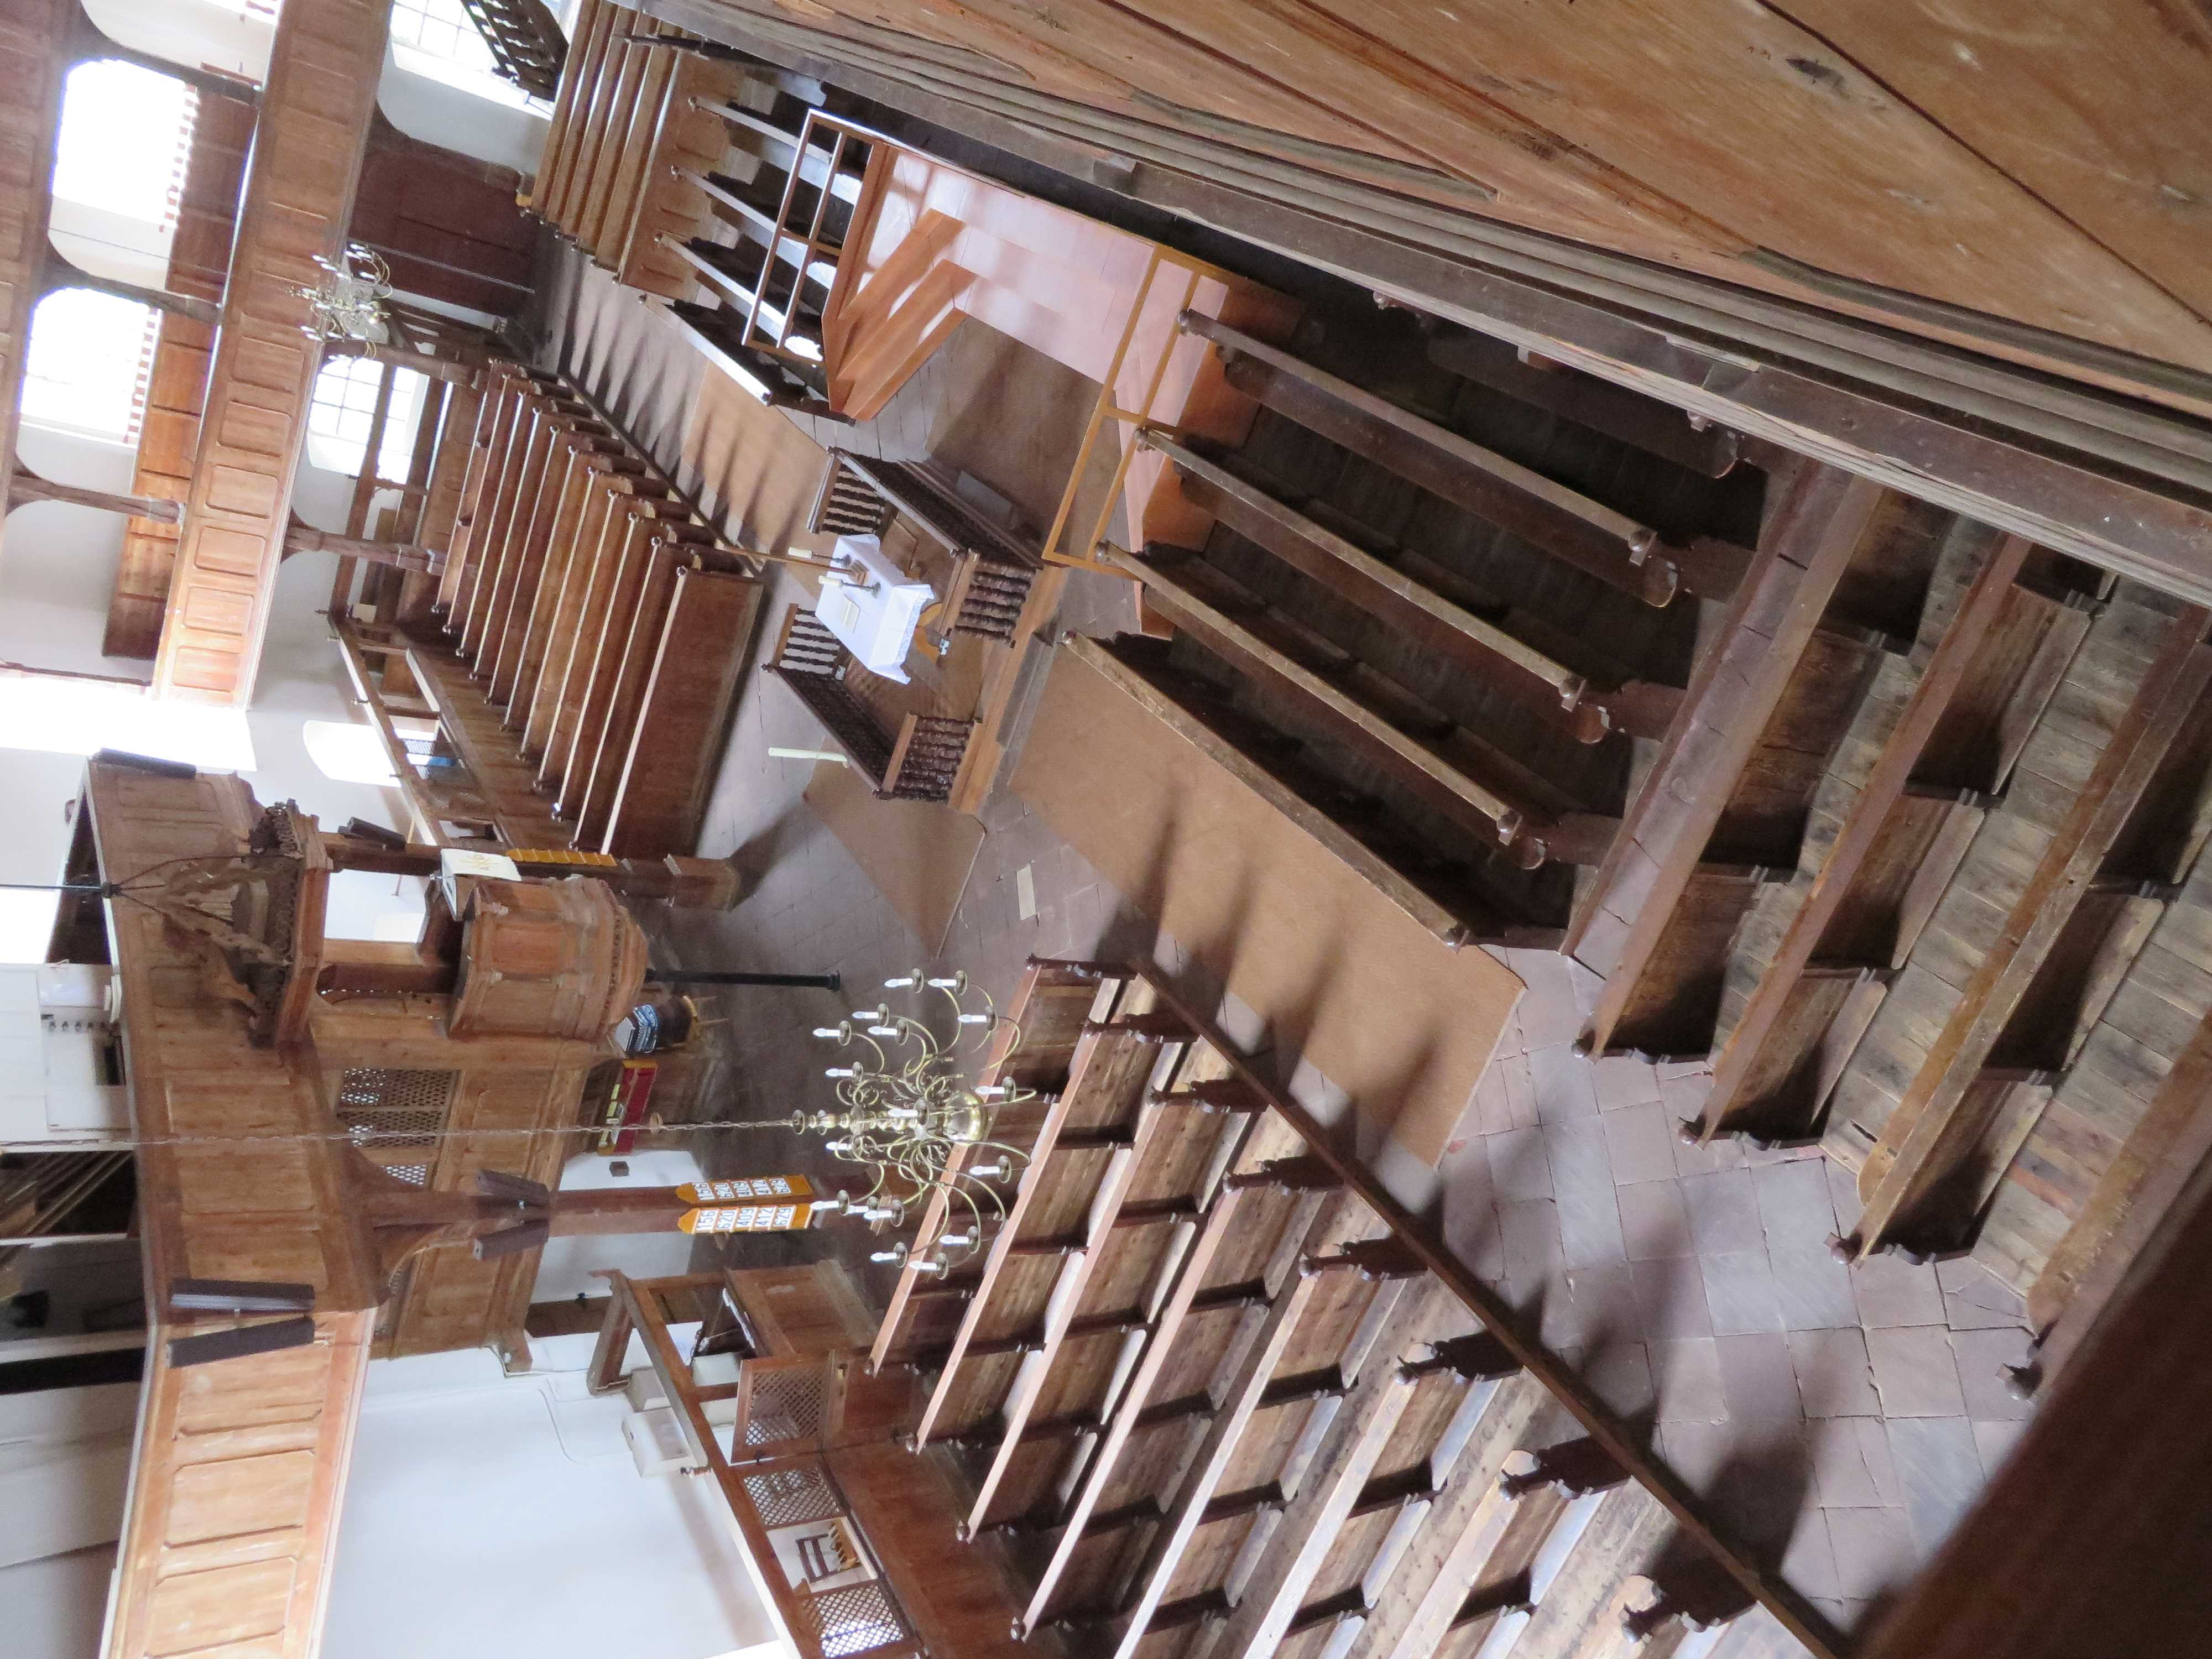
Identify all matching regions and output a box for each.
[335,1067,457,1186]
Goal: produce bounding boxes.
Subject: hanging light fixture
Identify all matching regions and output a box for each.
[293,244,393,345]
[799,970,1036,1273]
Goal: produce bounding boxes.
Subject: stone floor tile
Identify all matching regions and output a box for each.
[1658,1063,1714,1110]
[1848,1252,1947,1327]
[1715,1332,1804,1423]
[1658,1418,1734,1489]
[1528,1040,1600,1120]
[1556,1177,1627,1270]
[1584,1339,1656,1419]
[1807,1417,1903,1508]
[1886,1416,1985,1559]
[1823,1156,1865,1234]
[1781,1505,1843,1602]
[1768,1244,1861,1331]
[1826,1506,1917,1603]
[1700,1249,1787,1336]
[1441,1190,1507,1284]
[1751,1157,1838,1253]
[1681,1168,1766,1255]
[1616,1181,1697,1261]
[1668,1115,1746,1178]
[1561,1262,1644,1352]
[1592,1055,1662,1110]
[1650,1337,1728,1422]
[1631,1254,1714,1340]
[1541,1117,1616,1203]
[1437,1129,1496,1217]
[1496,1052,1539,1129]
[1468,1064,1515,1138]
[1865,1326,1968,1418]
[1970,1417,2028,1478]
[1515,954,1583,1049]
[1948,1326,2034,1421]
[1498,1198,1566,1303]
[1602,1102,1680,1185]
[1486,1127,1554,1204]
[1810,1598,1876,1636]
[1940,1265,2028,1332]
[1788,1328,1879,1417]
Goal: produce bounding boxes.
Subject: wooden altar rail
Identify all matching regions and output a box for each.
[765,605,971,803]
[806,448,1042,645]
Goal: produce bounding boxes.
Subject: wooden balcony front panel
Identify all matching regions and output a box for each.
[105,93,255,658]
[151,0,392,705]
[105,1311,374,1659]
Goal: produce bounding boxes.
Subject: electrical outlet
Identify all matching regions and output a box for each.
[1015,863,1037,921]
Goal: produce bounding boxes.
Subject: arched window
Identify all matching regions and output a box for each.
[52,59,196,229]
[304,718,400,788]
[21,290,155,443]
[28,60,200,444]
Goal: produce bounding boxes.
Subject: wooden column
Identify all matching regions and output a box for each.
[8,468,183,521]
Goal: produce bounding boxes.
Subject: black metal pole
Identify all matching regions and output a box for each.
[650,969,844,992]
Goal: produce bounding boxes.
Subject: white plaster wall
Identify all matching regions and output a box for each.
[327,1345,789,1659]
[49,201,173,291]
[0,1380,137,1569]
[0,1545,118,1659]
[531,1149,711,1304]
[82,0,272,83]
[379,58,549,177]
[0,1381,138,1659]
[86,0,549,176]
[0,440,422,943]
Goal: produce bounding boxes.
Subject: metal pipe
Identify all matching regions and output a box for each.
[650,969,843,992]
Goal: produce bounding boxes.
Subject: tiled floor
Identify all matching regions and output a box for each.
[535,247,2039,1647]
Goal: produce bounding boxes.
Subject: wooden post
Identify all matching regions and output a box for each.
[40,251,222,326]
[7,469,182,521]
[285,521,439,570]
